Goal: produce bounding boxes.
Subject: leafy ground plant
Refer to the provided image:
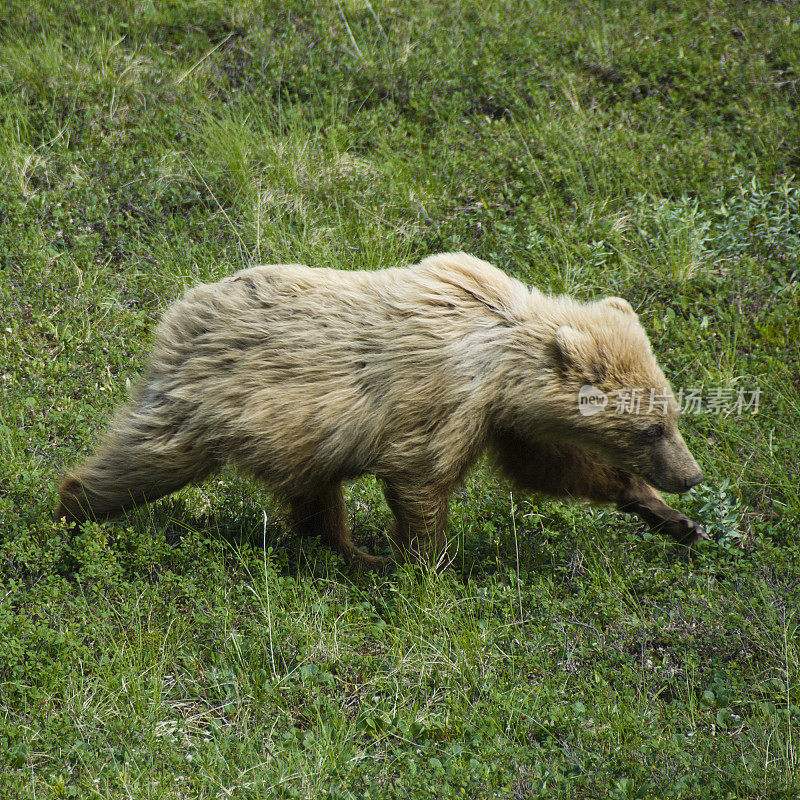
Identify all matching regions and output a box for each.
[1,0,799,797]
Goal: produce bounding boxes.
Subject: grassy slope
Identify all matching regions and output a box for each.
[1,0,799,797]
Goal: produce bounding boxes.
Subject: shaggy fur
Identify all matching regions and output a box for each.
[55,252,705,566]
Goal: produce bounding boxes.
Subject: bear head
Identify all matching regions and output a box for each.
[544,296,704,495]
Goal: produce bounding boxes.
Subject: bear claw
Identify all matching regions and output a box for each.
[666,515,709,546]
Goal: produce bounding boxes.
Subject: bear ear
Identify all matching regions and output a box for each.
[599,296,636,316]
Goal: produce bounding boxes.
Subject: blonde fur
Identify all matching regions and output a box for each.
[56,253,705,565]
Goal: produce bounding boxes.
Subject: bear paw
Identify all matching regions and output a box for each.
[349,549,389,572]
[663,514,709,546]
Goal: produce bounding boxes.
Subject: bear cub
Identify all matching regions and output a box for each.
[56,252,706,567]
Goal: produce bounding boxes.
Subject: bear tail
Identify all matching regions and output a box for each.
[54,473,92,526]
[54,400,220,527]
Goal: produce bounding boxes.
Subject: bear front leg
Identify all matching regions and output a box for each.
[289,484,385,570]
[382,480,449,566]
[490,432,707,545]
[617,479,709,545]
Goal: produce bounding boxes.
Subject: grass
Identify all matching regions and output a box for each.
[1,0,799,796]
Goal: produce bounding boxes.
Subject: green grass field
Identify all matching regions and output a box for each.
[1,1,799,797]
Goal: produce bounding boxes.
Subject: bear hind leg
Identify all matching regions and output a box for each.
[289,484,385,570]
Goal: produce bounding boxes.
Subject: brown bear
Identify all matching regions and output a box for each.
[55,252,706,568]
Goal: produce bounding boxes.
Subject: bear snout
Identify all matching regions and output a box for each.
[643,468,704,495]
[682,472,704,491]
[641,432,704,495]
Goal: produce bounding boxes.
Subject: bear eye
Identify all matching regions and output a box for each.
[641,423,666,442]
